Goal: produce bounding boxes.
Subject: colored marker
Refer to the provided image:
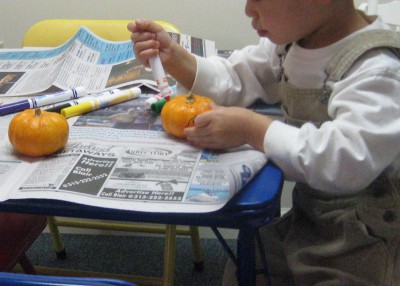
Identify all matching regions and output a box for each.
[44,99,88,113]
[61,87,141,118]
[0,87,86,116]
[44,88,122,113]
[151,98,167,113]
[144,85,177,110]
[149,55,173,98]
[144,93,164,110]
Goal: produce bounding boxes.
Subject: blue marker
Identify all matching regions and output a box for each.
[0,87,86,116]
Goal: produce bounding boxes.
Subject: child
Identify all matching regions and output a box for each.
[128,0,400,284]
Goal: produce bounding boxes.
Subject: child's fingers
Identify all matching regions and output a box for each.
[130,31,156,43]
[128,19,164,34]
[193,111,212,128]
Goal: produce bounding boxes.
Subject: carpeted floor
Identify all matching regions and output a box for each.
[27,233,236,286]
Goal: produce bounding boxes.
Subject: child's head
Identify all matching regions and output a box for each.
[245,0,366,48]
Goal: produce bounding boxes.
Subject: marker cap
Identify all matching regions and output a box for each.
[61,101,93,118]
[0,100,30,116]
[74,86,87,98]
[144,96,161,110]
[151,98,167,113]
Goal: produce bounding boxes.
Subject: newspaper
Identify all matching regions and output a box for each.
[0,93,267,213]
[0,27,268,213]
[0,26,216,96]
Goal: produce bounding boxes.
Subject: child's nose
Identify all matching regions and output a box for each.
[244,0,257,18]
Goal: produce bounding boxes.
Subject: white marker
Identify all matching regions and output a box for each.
[149,55,172,98]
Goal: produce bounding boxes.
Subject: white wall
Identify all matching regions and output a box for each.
[0,0,258,49]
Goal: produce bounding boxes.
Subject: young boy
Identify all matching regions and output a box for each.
[128,0,400,284]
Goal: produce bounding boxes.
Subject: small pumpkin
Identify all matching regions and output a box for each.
[161,92,214,138]
[8,108,69,157]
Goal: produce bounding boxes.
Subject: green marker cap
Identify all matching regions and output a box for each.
[151,98,167,113]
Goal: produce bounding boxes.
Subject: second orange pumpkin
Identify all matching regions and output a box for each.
[161,92,215,138]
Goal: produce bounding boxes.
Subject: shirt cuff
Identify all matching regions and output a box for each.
[191,56,225,103]
[264,120,301,180]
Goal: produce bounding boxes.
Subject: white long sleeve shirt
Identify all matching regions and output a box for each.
[190,17,400,194]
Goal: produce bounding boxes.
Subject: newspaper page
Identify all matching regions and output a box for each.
[0,26,216,96]
[0,93,267,213]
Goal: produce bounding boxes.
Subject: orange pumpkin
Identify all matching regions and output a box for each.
[161,92,214,138]
[8,109,69,157]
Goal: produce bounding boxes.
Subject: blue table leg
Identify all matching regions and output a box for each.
[236,226,256,286]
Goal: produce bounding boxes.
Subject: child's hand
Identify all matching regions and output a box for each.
[127,19,197,90]
[184,105,271,151]
[127,20,174,67]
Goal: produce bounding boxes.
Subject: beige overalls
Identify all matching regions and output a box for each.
[258,29,400,286]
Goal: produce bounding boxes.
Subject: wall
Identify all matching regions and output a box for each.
[0,0,258,49]
[0,0,369,49]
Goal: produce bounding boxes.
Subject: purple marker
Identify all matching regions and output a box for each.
[0,87,86,116]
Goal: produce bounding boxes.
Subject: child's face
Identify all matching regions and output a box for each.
[245,0,325,46]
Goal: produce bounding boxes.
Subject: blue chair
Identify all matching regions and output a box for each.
[0,272,139,286]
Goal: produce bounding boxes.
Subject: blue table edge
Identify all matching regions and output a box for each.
[0,162,283,228]
[0,272,137,286]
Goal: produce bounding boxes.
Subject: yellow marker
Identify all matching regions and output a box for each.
[61,87,141,118]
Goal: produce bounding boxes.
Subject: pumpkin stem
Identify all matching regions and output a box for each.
[186,91,196,104]
[34,108,42,117]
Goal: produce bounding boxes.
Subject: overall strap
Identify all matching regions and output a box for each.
[326,29,400,82]
[276,44,291,57]
[276,44,292,81]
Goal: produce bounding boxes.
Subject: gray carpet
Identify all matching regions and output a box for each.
[27,233,236,286]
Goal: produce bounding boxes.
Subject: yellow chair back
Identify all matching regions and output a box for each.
[22,19,180,47]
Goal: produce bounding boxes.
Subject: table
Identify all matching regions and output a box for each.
[0,161,283,286]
